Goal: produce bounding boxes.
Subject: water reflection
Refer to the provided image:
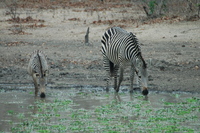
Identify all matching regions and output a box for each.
[114,91,149,103]
[0,87,199,132]
[114,92,121,102]
[0,90,36,132]
[143,95,148,101]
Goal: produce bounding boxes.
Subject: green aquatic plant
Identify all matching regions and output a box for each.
[7,110,14,115]
[5,91,200,133]
[37,130,50,133]
[17,113,25,119]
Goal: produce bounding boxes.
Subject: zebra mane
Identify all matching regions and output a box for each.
[112,27,127,33]
[129,32,138,43]
[128,32,146,69]
[139,55,147,69]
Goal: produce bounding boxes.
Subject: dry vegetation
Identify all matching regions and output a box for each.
[1,0,199,35]
[2,0,200,17]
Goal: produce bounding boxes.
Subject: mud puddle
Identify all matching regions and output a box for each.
[0,85,199,132]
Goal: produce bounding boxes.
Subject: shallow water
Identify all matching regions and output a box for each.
[0,86,199,132]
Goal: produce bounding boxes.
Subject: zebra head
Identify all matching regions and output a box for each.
[33,70,48,98]
[138,56,148,95]
[38,70,48,98]
[140,66,148,95]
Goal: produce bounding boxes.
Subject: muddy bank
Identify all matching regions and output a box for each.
[0,6,200,93]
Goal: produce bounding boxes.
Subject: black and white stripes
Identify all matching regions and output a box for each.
[28,50,48,78]
[28,50,49,98]
[101,27,148,95]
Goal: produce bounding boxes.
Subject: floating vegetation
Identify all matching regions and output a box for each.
[0,89,199,132]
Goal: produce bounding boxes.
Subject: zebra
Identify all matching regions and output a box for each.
[101,27,148,95]
[28,50,49,98]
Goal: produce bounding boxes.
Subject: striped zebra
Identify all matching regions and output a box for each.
[28,50,49,98]
[101,27,148,95]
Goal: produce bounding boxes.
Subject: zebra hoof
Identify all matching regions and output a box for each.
[142,89,148,96]
[40,93,46,98]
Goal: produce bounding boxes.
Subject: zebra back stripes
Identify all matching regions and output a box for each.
[102,27,141,65]
[28,50,48,77]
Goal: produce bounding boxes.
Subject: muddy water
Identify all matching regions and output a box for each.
[0,86,199,132]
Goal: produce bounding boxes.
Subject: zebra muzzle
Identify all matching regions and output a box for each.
[142,87,148,96]
[40,92,45,98]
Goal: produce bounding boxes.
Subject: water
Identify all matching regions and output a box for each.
[0,86,199,132]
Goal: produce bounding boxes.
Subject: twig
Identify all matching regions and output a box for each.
[143,6,150,17]
[85,27,90,45]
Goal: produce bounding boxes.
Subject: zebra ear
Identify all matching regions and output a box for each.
[130,32,133,34]
[130,32,136,37]
[45,70,49,74]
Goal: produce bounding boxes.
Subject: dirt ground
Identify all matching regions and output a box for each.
[0,1,200,93]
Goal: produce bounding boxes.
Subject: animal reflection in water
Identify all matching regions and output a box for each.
[114,92,148,102]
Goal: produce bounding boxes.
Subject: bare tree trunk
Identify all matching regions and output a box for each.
[143,6,149,17]
[85,27,90,45]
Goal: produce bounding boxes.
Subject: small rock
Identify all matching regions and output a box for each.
[195,66,199,70]
[160,66,165,71]
[176,53,182,55]
[60,72,69,75]
[174,35,177,37]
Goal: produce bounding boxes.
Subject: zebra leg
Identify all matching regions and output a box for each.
[130,65,135,93]
[113,65,118,90]
[116,67,124,92]
[114,75,117,91]
[103,56,111,92]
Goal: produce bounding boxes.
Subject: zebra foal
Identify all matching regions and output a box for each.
[101,27,148,95]
[28,50,49,98]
